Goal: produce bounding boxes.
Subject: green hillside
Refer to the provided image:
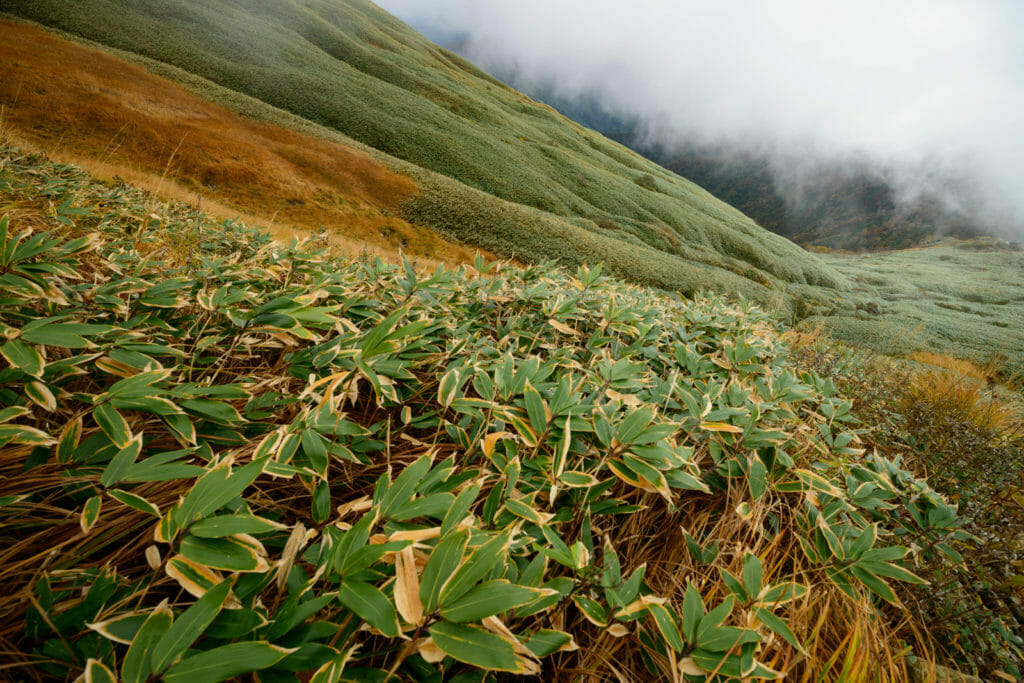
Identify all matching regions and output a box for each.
[3,1,1023,374]
[2,0,848,298]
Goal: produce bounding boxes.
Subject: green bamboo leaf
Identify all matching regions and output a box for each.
[682,584,706,641]
[108,489,161,517]
[80,495,102,534]
[21,322,108,348]
[391,492,455,521]
[312,479,331,523]
[849,565,898,603]
[151,579,233,673]
[568,594,607,627]
[162,641,295,682]
[301,429,329,477]
[87,613,148,645]
[742,554,763,598]
[337,579,400,637]
[1,338,44,376]
[441,484,480,536]
[437,367,461,409]
[420,531,469,613]
[179,534,268,572]
[121,603,173,683]
[753,607,805,654]
[179,458,265,525]
[616,407,654,445]
[0,406,31,423]
[381,454,432,517]
[93,401,131,449]
[309,645,358,683]
[0,423,55,447]
[859,559,927,585]
[428,621,523,673]
[748,455,768,501]
[647,602,684,652]
[720,569,748,602]
[523,629,574,657]
[178,398,244,426]
[205,608,267,640]
[523,380,548,434]
[100,435,143,487]
[25,380,56,411]
[503,496,549,525]
[104,369,173,399]
[83,658,117,683]
[559,470,599,488]
[440,580,543,623]
[697,624,758,651]
[439,531,512,605]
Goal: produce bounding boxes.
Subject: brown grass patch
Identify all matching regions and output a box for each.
[904,369,1021,438]
[908,351,994,383]
[0,19,486,266]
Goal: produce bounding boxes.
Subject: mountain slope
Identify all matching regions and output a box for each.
[620,139,994,252]
[435,45,1002,253]
[2,0,847,295]
[0,19,482,266]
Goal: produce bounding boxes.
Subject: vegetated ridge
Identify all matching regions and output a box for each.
[0,0,850,301]
[0,146,978,681]
[3,3,1024,375]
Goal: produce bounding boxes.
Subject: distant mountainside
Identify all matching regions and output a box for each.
[437,42,1001,252]
[3,0,849,304]
[612,137,994,251]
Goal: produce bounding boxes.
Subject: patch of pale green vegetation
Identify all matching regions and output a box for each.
[0,148,976,680]
[810,241,1024,375]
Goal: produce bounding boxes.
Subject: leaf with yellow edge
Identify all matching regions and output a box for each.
[80,495,102,534]
[166,555,224,598]
[614,594,667,620]
[25,381,56,411]
[88,612,149,645]
[700,421,744,434]
[310,645,360,683]
[503,496,555,526]
[82,658,117,683]
[481,431,514,461]
[429,621,524,673]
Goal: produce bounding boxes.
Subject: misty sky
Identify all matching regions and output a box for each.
[378,0,1024,228]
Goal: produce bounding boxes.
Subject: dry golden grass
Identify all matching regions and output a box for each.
[0,19,489,268]
[908,351,995,383]
[904,368,1021,438]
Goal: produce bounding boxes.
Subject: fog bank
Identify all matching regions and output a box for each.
[378,0,1024,233]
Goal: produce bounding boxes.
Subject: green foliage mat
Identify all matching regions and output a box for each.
[0,149,975,679]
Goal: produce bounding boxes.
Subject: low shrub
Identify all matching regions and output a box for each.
[0,149,966,680]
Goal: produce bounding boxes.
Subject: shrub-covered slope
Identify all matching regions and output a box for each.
[1,0,848,294]
[0,149,970,680]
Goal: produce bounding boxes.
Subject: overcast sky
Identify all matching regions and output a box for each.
[378,0,1024,228]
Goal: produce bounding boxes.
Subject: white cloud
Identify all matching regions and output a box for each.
[379,0,1024,230]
